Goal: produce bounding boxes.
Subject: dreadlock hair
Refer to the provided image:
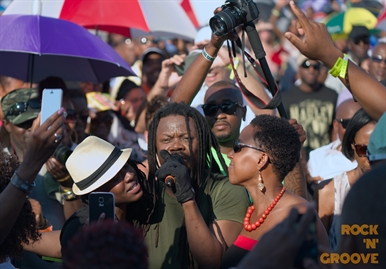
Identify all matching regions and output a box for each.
[147,102,226,192]
[146,102,227,266]
[0,151,40,261]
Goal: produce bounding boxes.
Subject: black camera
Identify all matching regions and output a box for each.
[53,145,73,165]
[209,0,260,36]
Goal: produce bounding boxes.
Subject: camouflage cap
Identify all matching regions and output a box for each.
[1,88,40,125]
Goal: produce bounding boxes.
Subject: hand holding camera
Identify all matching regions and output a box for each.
[155,150,195,204]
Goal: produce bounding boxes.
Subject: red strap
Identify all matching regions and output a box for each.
[228,47,282,110]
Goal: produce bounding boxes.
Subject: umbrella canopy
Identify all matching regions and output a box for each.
[0,14,136,83]
[4,0,197,40]
[323,7,378,36]
[376,9,386,32]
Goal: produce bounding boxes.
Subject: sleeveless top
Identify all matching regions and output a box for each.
[220,235,258,269]
[329,172,351,250]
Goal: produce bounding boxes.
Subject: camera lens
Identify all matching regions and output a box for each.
[209,8,242,36]
[98,197,104,204]
[53,145,73,165]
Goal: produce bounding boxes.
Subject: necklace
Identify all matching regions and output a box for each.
[244,187,285,232]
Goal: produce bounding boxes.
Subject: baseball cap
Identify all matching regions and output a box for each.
[141,48,166,64]
[367,112,386,162]
[1,88,40,125]
[348,25,370,40]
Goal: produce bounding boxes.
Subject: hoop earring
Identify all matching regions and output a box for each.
[258,171,265,192]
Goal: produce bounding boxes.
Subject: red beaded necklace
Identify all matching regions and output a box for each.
[244,187,286,232]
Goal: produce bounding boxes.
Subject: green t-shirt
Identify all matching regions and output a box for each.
[210,147,231,175]
[144,174,249,269]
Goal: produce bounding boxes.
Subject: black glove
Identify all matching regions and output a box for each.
[155,150,195,204]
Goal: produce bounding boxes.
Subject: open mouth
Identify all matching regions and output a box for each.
[126,180,141,193]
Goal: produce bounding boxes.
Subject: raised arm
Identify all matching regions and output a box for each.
[285,1,386,121]
[0,110,64,244]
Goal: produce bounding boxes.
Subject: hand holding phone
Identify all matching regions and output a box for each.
[41,89,63,125]
[88,192,115,223]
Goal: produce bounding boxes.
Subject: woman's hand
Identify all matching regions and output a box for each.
[284,1,341,67]
[18,109,65,182]
[29,198,45,228]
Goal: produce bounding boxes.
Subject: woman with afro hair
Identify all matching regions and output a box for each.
[220,115,329,268]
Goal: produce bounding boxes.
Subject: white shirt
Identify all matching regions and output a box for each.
[307,139,357,180]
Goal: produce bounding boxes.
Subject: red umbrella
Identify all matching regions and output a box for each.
[4,0,197,40]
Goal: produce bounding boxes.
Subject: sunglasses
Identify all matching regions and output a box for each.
[353,144,367,157]
[335,118,350,129]
[233,140,265,153]
[5,99,41,118]
[301,60,320,70]
[371,55,386,64]
[65,109,77,123]
[202,102,243,117]
[353,37,370,45]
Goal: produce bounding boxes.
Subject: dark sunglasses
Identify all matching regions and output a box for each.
[335,118,350,129]
[91,115,113,124]
[371,55,386,64]
[353,37,370,45]
[353,144,367,157]
[65,109,77,123]
[233,140,265,153]
[5,99,41,118]
[301,60,320,70]
[202,102,242,117]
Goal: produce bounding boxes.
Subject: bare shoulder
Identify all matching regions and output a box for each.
[316,178,334,196]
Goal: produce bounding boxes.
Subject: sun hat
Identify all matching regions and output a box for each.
[86,92,117,113]
[367,112,386,162]
[1,88,40,125]
[66,136,132,195]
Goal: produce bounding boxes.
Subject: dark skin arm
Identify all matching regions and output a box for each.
[285,1,386,121]
[0,111,65,244]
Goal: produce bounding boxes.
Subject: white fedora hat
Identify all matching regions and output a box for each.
[66,136,132,195]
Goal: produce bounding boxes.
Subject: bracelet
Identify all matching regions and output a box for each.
[329,53,348,78]
[271,9,280,17]
[11,171,36,194]
[62,189,78,201]
[202,47,216,62]
[56,174,71,183]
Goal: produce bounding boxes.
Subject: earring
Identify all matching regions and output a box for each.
[258,171,265,192]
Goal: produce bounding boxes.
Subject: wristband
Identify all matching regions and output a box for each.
[202,47,216,62]
[271,9,280,17]
[56,174,71,183]
[61,189,78,201]
[329,53,348,78]
[11,171,36,194]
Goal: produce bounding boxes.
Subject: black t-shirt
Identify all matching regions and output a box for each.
[60,205,89,250]
[282,84,338,157]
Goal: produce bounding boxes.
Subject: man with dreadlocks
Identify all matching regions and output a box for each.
[145,102,249,268]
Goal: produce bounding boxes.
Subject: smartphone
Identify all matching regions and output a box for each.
[40,88,63,125]
[174,51,200,76]
[294,213,318,269]
[88,192,115,223]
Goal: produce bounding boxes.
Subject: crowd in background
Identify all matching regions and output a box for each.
[0,0,385,269]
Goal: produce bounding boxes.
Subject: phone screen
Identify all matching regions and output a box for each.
[41,89,63,125]
[88,192,115,223]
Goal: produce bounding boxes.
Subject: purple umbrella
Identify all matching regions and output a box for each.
[0,14,136,83]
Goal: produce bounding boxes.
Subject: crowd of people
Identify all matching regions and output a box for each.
[0,0,385,269]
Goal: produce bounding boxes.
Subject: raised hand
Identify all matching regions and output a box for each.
[155,150,195,204]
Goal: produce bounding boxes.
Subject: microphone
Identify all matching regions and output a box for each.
[165,175,176,189]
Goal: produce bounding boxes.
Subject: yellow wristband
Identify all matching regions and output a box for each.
[329,54,348,78]
[271,9,280,17]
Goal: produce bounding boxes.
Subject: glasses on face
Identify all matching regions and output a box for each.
[65,109,77,123]
[353,144,367,157]
[90,115,113,125]
[353,37,370,45]
[371,55,386,64]
[233,140,265,154]
[301,60,320,70]
[5,99,41,118]
[335,118,350,129]
[202,102,242,117]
